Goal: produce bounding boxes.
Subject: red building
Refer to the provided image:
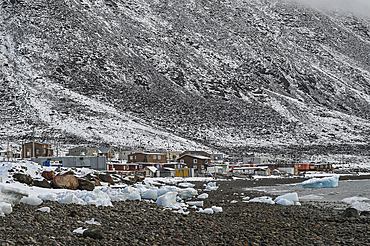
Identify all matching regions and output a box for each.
[22,142,53,158]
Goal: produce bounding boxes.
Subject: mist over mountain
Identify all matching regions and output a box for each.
[1,0,370,161]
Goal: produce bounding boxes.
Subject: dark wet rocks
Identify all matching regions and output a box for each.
[12,173,32,185]
[83,228,104,239]
[98,174,115,185]
[77,178,95,191]
[33,179,52,188]
[341,207,359,218]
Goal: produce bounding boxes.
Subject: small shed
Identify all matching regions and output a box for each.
[144,166,158,177]
[158,167,176,177]
[254,166,270,176]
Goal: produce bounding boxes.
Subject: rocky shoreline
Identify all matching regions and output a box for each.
[1,177,370,245]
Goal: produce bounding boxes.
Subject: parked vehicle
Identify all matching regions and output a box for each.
[42,160,63,167]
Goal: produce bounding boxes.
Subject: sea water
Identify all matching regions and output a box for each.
[246,179,370,211]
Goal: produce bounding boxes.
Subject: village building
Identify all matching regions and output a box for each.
[68,147,115,160]
[157,167,176,177]
[143,166,158,177]
[163,162,186,169]
[177,153,211,174]
[31,156,106,170]
[22,142,53,158]
[212,153,224,164]
[68,147,98,157]
[118,150,144,161]
[162,151,183,162]
[97,148,115,160]
[127,152,166,163]
[179,151,211,158]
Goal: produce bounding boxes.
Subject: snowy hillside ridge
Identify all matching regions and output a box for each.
[1,0,370,159]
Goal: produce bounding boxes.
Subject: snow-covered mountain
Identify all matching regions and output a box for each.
[1,0,369,161]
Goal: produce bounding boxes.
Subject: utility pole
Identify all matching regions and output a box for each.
[32,126,35,158]
[212,150,216,179]
[7,138,9,162]
[119,146,122,163]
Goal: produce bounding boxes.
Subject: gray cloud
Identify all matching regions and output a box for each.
[293,0,370,17]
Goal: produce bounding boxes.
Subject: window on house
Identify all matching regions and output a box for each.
[180,159,184,163]
[36,150,39,155]
[43,149,46,154]
[153,155,156,159]
[201,165,204,169]
[194,165,197,169]
[139,165,143,169]
[158,156,161,160]
[130,156,133,160]
[193,159,197,163]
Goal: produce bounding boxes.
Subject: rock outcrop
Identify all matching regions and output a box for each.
[52,174,79,190]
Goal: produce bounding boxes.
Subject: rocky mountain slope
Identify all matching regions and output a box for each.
[1,0,370,161]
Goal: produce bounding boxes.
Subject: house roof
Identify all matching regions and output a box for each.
[145,166,158,172]
[129,152,166,155]
[182,151,209,156]
[98,148,112,153]
[159,167,176,171]
[177,154,211,160]
[233,166,269,170]
[24,142,51,145]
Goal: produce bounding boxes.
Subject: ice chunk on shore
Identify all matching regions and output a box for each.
[84,218,101,225]
[178,188,197,199]
[212,206,222,213]
[156,192,177,207]
[242,197,250,202]
[197,193,209,199]
[36,207,50,213]
[249,196,273,203]
[199,208,214,214]
[178,183,195,188]
[20,196,43,206]
[274,193,299,206]
[186,201,203,207]
[205,182,218,191]
[73,227,87,234]
[142,189,158,200]
[128,190,141,201]
[0,184,29,205]
[301,175,339,188]
[0,202,12,216]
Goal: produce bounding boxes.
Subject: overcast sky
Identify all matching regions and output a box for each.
[294,0,370,18]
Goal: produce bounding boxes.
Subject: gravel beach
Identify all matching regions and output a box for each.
[1,177,369,246]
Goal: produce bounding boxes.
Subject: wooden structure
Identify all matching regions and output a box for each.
[22,142,53,158]
[128,152,166,163]
[177,154,211,174]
